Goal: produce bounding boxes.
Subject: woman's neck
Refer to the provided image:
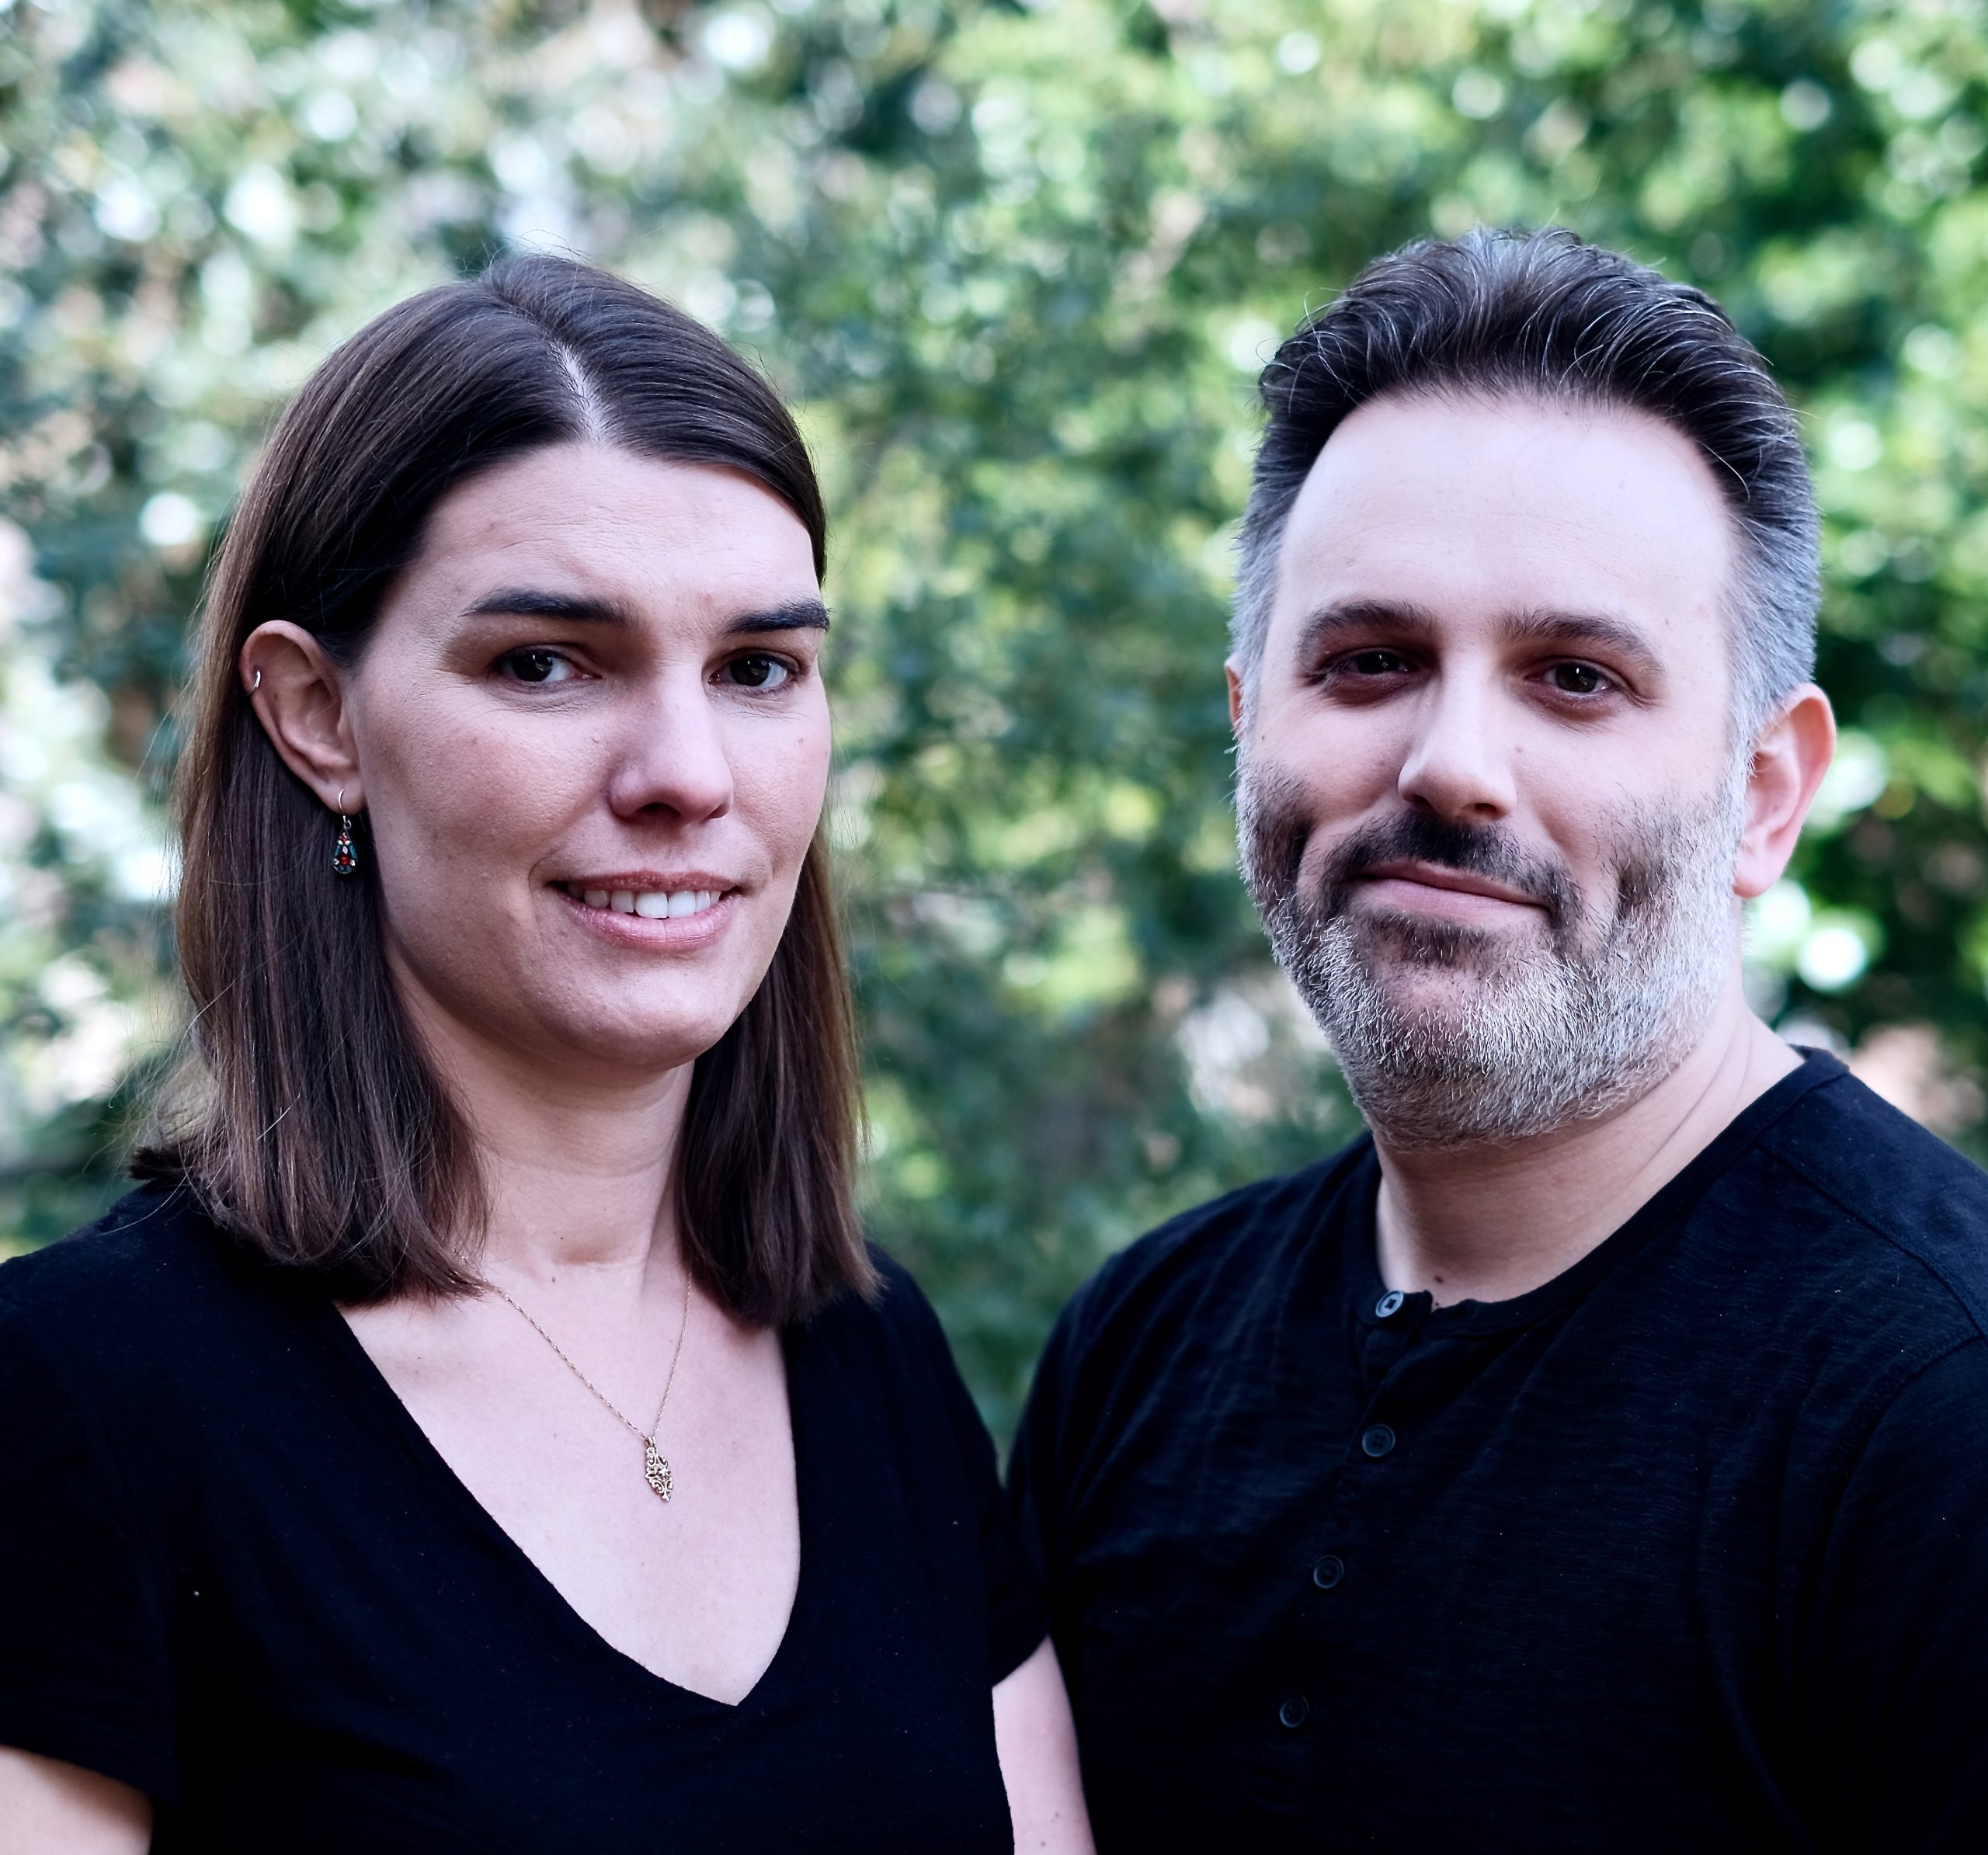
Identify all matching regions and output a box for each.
[398,977,697,1290]
[476,1102,688,1289]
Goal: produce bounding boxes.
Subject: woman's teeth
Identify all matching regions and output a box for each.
[569,885,723,919]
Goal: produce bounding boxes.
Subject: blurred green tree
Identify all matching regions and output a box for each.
[5,0,1986,1433]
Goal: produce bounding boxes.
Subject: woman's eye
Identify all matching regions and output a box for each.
[499,648,576,686]
[1547,662,1611,696]
[722,653,791,691]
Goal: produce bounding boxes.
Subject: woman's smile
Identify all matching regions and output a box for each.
[555,878,737,919]
[551,877,742,950]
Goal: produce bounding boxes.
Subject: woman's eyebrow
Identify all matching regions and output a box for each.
[462,587,637,625]
[724,598,831,635]
[459,590,829,634]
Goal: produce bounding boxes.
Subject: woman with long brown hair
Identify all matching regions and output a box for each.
[0,255,1091,1853]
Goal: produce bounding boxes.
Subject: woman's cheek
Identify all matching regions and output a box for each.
[427,720,587,854]
[738,726,832,864]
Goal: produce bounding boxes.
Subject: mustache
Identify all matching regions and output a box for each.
[1239,766,1580,933]
[1316,812,1580,929]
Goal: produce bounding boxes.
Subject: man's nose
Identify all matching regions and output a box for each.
[603,670,735,824]
[1395,671,1516,825]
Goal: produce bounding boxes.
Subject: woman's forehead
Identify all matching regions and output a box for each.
[423,443,811,556]
[384,443,820,634]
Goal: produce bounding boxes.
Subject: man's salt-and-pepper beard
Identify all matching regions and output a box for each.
[1236,739,1749,1149]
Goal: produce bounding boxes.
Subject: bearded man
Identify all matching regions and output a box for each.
[1010,228,1988,1852]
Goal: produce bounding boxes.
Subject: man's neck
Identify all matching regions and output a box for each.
[1371,985,1802,1307]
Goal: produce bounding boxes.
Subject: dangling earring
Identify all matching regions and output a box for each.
[332,789,360,879]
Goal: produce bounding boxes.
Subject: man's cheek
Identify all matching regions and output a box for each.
[1239,768,1315,897]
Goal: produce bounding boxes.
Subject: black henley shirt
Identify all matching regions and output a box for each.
[1010,1051,1988,1850]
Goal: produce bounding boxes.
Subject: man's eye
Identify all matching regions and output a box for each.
[722,653,791,690]
[1341,649,1413,677]
[1547,662,1610,696]
[499,648,575,685]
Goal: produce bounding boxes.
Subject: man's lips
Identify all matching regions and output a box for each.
[1353,859,1548,915]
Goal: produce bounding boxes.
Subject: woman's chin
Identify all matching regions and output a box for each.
[531,1009,741,1081]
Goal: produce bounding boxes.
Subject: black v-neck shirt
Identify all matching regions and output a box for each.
[0,1188,1043,1852]
[1011,1053,1988,1852]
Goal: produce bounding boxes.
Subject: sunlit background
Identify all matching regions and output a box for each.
[5,0,1988,1433]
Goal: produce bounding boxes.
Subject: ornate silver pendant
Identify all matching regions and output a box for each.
[644,1439,673,1502]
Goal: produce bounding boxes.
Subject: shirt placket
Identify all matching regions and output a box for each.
[1253,1287,1447,1818]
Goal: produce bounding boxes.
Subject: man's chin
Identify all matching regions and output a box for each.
[1342,905,1534,975]
[1359,966,1496,1022]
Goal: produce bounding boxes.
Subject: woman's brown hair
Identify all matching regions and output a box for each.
[136,253,874,1325]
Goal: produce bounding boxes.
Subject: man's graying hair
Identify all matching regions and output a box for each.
[1232,228,1819,735]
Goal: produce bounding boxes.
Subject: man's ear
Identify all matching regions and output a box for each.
[1733,684,1836,900]
[238,622,363,812]
[1226,659,1245,732]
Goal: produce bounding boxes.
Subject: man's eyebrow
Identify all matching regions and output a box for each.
[1291,599,1441,661]
[1497,608,1664,682]
[1291,599,1664,684]
[723,598,831,636]
[462,587,637,625]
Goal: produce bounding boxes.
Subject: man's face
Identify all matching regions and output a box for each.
[1235,391,1749,1145]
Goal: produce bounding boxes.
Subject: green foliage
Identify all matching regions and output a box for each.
[5,0,1988,1433]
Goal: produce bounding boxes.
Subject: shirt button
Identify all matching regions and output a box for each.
[1361,1423,1397,1458]
[1312,1555,1345,1590]
[1278,1695,1310,1729]
[1375,1291,1405,1318]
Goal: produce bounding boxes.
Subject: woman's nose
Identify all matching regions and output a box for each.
[603,672,735,823]
[1395,672,1516,825]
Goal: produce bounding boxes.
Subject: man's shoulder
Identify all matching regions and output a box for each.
[1755,1062,1988,1337]
[1052,1138,1374,1362]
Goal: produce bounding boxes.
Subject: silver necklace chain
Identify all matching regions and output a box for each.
[488,1266,693,1501]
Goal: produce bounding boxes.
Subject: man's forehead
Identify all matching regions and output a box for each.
[1269,391,1736,647]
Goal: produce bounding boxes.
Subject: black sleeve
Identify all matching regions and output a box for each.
[0,1301,179,1801]
[1802,1337,1988,1850]
[885,1267,1048,1684]
[1005,1294,1077,1608]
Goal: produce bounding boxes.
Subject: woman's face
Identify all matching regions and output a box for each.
[335,443,831,1086]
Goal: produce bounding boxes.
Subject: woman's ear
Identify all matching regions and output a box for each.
[239,622,363,812]
[1733,684,1836,901]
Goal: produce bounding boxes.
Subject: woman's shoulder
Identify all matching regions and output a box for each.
[0,1185,339,1544]
[795,1243,979,1405]
[805,1242,944,1347]
[0,1183,273,1369]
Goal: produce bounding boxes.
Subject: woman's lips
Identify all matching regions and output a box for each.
[550,883,740,947]
[556,881,728,920]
